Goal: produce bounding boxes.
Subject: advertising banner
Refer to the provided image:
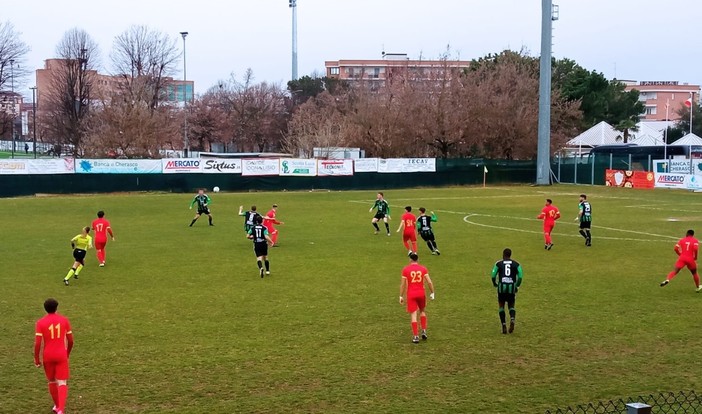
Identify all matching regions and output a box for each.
[161,158,243,174]
[241,158,280,176]
[377,158,436,173]
[654,172,702,190]
[200,158,242,174]
[354,158,379,173]
[604,169,655,189]
[28,158,75,174]
[162,159,202,173]
[653,159,702,175]
[317,159,354,176]
[0,159,29,175]
[279,158,317,176]
[75,159,162,174]
[0,158,75,175]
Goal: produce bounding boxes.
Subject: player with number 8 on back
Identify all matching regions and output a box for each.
[399,253,435,344]
[491,248,523,334]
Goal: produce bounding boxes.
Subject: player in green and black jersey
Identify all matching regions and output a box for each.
[491,248,523,334]
[248,215,274,278]
[189,189,213,226]
[416,207,440,255]
[576,194,592,246]
[369,192,391,236]
[239,205,262,234]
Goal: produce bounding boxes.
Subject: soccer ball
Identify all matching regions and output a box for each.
[213,186,220,193]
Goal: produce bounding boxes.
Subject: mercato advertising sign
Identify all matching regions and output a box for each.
[161,159,242,174]
[654,172,702,190]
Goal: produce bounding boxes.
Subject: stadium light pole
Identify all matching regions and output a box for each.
[30,86,37,159]
[536,0,558,185]
[289,0,298,80]
[10,58,15,158]
[180,31,189,157]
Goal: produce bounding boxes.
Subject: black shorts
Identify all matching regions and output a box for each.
[497,292,516,305]
[373,212,387,220]
[73,249,87,264]
[254,242,268,257]
[420,230,435,241]
[197,208,211,215]
[579,221,591,229]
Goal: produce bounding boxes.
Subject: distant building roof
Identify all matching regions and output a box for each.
[672,133,702,146]
[567,121,622,147]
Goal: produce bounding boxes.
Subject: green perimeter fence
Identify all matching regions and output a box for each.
[553,152,657,186]
[0,159,537,197]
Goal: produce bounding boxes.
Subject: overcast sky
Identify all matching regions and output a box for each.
[5,0,702,98]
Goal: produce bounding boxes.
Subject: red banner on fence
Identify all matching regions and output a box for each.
[604,169,655,189]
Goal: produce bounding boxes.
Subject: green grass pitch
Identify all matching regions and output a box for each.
[2,184,701,413]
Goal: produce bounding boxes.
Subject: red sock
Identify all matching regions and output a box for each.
[545,233,551,244]
[411,321,418,336]
[694,273,700,287]
[58,384,68,411]
[271,232,278,244]
[48,382,59,406]
[411,241,417,252]
[403,239,410,250]
[667,271,677,281]
[420,315,427,330]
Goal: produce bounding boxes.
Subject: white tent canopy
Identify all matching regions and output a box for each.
[566,121,622,147]
[672,133,702,146]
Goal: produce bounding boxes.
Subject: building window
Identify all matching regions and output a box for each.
[330,67,339,75]
[645,107,657,115]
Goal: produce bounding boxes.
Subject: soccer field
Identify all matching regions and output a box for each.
[2,185,701,414]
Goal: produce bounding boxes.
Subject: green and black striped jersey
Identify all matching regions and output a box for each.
[579,201,592,222]
[371,199,390,215]
[491,259,523,294]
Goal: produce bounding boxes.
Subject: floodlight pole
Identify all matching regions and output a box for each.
[10,59,15,158]
[536,0,557,185]
[289,0,298,80]
[30,86,37,159]
[180,31,189,157]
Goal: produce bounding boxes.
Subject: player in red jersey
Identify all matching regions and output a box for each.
[400,253,435,344]
[396,206,418,255]
[660,229,702,292]
[91,210,115,267]
[263,204,284,246]
[34,298,74,414]
[537,199,560,250]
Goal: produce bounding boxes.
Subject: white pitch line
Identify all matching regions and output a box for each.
[461,214,675,243]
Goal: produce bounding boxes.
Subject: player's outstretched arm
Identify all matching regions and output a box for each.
[491,265,499,287]
[430,212,437,222]
[396,221,404,233]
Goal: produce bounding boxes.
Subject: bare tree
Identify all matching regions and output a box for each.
[284,91,348,157]
[41,28,99,156]
[0,21,31,91]
[111,25,180,111]
[188,90,230,152]
[219,70,288,152]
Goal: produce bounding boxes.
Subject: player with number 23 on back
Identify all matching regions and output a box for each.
[400,253,435,344]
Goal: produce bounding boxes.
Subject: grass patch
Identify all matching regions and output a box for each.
[2,184,701,413]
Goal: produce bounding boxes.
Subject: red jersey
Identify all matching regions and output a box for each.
[538,205,560,224]
[91,218,113,241]
[675,236,699,259]
[401,213,417,234]
[402,263,428,297]
[35,313,73,363]
[263,210,281,232]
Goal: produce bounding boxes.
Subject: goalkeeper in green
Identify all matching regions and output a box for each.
[189,189,214,227]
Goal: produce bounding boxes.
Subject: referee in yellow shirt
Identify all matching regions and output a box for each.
[64,227,93,286]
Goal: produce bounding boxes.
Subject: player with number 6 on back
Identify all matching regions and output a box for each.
[491,248,523,334]
[34,298,74,414]
[400,253,435,344]
[660,229,701,292]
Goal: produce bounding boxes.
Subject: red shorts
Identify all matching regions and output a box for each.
[675,257,697,271]
[403,233,417,242]
[43,359,70,381]
[406,295,426,313]
[543,223,555,233]
[95,240,107,250]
